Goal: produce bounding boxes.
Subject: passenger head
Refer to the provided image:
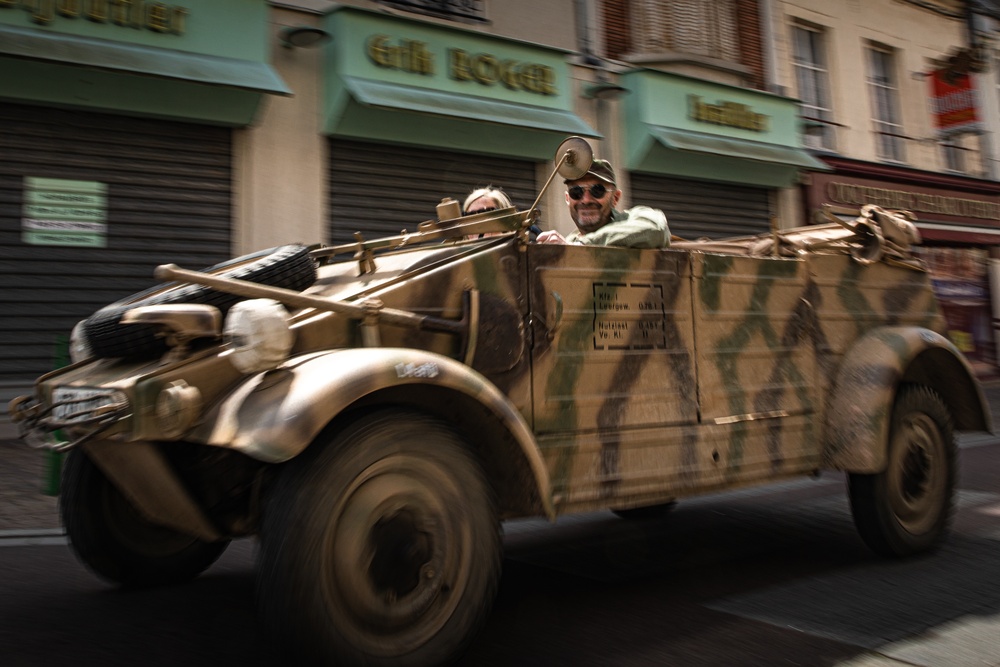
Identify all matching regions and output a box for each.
[564,159,622,234]
[463,186,513,216]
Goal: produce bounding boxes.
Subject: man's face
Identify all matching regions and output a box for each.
[565,177,620,234]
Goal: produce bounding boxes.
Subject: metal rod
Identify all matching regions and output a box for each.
[525,150,572,222]
[154,264,466,334]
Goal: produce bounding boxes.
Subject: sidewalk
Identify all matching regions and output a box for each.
[0,438,60,531]
[3,383,999,533]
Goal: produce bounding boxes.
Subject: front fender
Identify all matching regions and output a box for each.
[822,326,989,473]
[194,348,553,515]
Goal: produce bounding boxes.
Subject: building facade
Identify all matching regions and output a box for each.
[16,0,987,415]
[0,0,289,409]
[769,0,1000,376]
[597,0,824,239]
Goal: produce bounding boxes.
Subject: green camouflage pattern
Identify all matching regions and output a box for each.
[9,213,990,523]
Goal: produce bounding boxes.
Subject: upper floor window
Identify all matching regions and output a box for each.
[940,139,966,173]
[632,0,740,62]
[867,43,905,162]
[792,23,835,151]
[373,0,486,23]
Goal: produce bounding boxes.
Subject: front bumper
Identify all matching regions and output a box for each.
[9,390,131,451]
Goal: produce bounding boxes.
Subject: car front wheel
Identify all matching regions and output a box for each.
[257,409,502,667]
[60,450,229,586]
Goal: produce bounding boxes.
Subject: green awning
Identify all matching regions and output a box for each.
[341,76,597,137]
[648,125,829,171]
[627,124,831,188]
[0,23,290,96]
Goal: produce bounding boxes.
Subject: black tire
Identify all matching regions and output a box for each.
[258,409,502,667]
[60,449,229,587]
[83,244,316,359]
[612,500,677,520]
[848,384,956,558]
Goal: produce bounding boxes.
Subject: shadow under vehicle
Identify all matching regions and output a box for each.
[10,138,990,666]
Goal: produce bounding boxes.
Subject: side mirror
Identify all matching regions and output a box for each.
[525,136,595,220]
[554,136,594,181]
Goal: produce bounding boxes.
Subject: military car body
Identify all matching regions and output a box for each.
[10,154,990,666]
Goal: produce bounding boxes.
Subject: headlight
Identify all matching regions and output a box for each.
[224,299,294,374]
[156,380,201,439]
[69,320,93,364]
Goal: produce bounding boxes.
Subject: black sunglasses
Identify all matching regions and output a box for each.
[464,207,497,216]
[567,184,608,201]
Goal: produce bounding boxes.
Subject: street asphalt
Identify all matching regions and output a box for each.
[2,382,999,534]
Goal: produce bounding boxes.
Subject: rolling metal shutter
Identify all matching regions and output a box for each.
[0,102,232,389]
[329,139,538,244]
[630,173,772,240]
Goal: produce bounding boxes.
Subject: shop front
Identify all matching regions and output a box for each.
[0,0,288,398]
[804,158,1000,377]
[620,69,828,240]
[321,5,598,243]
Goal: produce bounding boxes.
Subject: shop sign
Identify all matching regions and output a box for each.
[688,95,768,132]
[931,279,988,300]
[365,33,557,96]
[929,67,980,138]
[0,0,188,34]
[21,177,108,248]
[808,173,1000,224]
[825,180,1000,221]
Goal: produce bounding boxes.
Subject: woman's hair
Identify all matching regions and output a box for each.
[463,186,513,214]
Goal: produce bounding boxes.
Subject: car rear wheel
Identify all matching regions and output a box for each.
[848,384,956,557]
[60,450,229,587]
[258,409,502,667]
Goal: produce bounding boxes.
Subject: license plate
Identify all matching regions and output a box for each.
[52,387,119,424]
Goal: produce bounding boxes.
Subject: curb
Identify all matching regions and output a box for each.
[0,528,66,547]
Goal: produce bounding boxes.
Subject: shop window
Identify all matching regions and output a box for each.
[792,22,836,151]
[914,246,996,372]
[867,43,906,163]
[632,0,740,62]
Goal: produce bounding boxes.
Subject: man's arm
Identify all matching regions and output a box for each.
[571,206,670,248]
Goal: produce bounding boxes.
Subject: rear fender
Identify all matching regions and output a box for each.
[822,326,990,473]
[195,348,553,517]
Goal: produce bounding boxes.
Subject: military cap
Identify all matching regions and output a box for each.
[565,158,616,185]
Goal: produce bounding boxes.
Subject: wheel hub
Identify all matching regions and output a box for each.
[900,443,931,502]
[369,509,432,600]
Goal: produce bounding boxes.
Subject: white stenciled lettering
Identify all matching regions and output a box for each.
[395,362,440,379]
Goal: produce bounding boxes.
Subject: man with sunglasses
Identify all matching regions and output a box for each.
[536,159,669,248]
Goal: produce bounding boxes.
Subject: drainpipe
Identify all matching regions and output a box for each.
[575,0,601,67]
[760,0,783,94]
[967,1,997,179]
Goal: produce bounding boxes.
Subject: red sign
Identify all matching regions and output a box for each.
[930,68,980,138]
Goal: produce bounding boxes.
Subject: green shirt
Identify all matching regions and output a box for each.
[565,206,670,249]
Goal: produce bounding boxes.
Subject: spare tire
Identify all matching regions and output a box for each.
[83,245,316,360]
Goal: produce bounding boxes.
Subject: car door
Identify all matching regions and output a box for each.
[691,252,822,484]
[527,243,698,509]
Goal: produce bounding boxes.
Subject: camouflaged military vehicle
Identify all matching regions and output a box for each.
[10,138,991,667]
